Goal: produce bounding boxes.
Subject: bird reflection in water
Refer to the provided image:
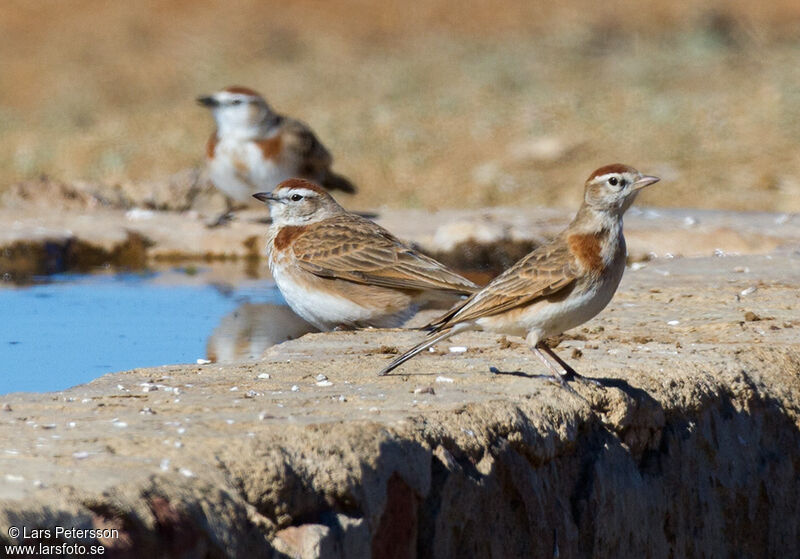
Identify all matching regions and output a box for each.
[206,303,317,363]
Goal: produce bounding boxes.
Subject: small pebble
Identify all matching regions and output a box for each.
[413,386,435,395]
[179,468,194,478]
[667,320,680,326]
[449,346,467,353]
[744,311,761,322]
[435,376,454,383]
[740,287,757,297]
[196,358,211,365]
[315,373,328,381]
[291,385,300,392]
[316,380,333,387]
[73,451,89,460]
[257,373,271,379]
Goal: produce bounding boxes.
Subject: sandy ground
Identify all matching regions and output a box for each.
[2,1,800,213]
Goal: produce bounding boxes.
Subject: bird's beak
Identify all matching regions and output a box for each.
[253,192,277,204]
[196,95,219,108]
[632,175,660,191]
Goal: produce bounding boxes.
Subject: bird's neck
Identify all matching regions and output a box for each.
[565,204,625,271]
[569,204,623,237]
[217,112,281,140]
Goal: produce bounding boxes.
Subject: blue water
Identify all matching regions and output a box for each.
[0,272,282,394]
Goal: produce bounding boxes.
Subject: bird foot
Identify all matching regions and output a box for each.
[561,369,604,387]
[206,212,234,228]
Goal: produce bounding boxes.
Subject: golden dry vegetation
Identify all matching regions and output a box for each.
[2,0,800,212]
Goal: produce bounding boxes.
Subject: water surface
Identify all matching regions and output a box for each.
[0,271,284,394]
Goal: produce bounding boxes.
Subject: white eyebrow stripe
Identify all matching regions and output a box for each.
[593,173,618,182]
[283,188,320,198]
[593,173,634,183]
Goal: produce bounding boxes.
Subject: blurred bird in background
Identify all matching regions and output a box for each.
[198,86,356,225]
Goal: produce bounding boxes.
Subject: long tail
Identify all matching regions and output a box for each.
[378,328,457,376]
[321,170,357,194]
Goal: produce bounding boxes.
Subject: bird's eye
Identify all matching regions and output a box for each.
[230,99,242,106]
[608,177,619,186]
[290,193,303,202]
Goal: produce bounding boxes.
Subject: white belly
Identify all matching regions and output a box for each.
[270,264,413,330]
[476,261,625,343]
[209,140,293,203]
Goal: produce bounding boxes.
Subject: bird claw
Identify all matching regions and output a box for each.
[561,370,603,388]
[206,212,234,228]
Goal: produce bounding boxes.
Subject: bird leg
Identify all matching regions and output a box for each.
[206,198,237,228]
[532,345,569,388]
[539,343,602,387]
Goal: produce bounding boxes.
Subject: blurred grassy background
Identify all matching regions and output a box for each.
[1,0,800,212]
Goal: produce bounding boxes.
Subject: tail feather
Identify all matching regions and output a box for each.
[378,328,457,376]
[321,170,357,194]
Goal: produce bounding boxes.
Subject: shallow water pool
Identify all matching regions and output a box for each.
[0,271,289,394]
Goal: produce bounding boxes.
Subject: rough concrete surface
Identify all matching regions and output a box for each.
[2,185,800,282]
[1,195,799,557]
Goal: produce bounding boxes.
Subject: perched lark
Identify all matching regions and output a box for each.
[253,179,479,330]
[379,164,660,385]
[198,86,355,222]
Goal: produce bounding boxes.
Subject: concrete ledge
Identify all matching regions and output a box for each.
[2,205,799,282]
[1,253,798,557]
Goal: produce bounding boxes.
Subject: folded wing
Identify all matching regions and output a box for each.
[291,215,479,295]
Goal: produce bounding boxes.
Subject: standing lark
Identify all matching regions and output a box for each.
[378,164,660,385]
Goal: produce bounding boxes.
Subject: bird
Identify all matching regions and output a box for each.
[197,86,356,224]
[253,178,480,331]
[378,164,660,385]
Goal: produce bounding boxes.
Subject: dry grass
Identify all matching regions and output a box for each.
[2,0,800,212]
